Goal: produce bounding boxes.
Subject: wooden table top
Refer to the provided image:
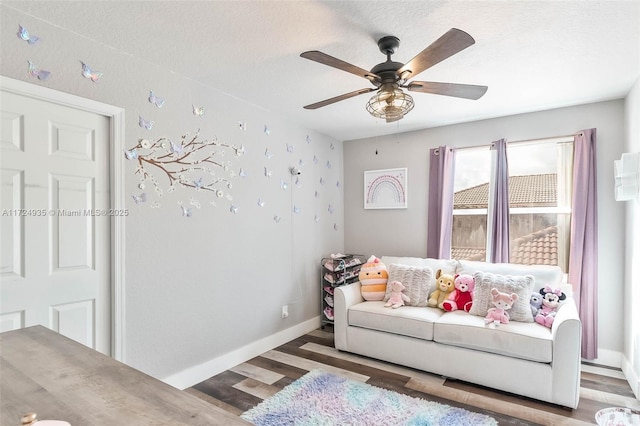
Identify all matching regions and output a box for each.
[0,326,250,425]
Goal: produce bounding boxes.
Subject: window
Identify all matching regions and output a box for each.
[451,137,574,271]
[451,147,491,262]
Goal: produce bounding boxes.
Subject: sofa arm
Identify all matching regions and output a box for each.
[334,283,363,351]
[550,297,582,408]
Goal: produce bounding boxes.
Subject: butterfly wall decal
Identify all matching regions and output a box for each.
[138,116,154,130]
[80,62,103,82]
[17,25,39,44]
[27,60,51,81]
[132,193,147,204]
[192,105,205,116]
[170,140,183,155]
[237,121,247,130]
[180,205,192,217]
[124,148,139,160]
[148,91,165,108]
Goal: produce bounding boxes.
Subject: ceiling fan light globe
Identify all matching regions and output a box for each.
[366,89,414,121]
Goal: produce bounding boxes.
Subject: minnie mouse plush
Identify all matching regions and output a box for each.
[534,286,566,328]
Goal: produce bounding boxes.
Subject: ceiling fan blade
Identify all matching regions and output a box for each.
[301,51,380,83]
[303,88,376,110]
[407,81,488,100]
[397,28,476,80]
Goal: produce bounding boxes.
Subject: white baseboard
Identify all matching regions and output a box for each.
[622,355,640,400]
[584,348,639,399]
[585,348,622,369]
[162,316,321,390]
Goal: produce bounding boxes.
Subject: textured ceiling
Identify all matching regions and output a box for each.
[3,0,639,141]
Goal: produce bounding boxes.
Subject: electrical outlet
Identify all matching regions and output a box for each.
[281,305,289,319]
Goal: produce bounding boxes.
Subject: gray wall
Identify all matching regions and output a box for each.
[623,76,640,396]
[344,100,627,364]
[1,5,343,379]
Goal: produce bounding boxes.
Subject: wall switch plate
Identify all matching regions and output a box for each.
[281,305,289,318]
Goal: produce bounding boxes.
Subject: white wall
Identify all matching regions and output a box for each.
[623,76,640,398]
[1,6,343,382]
[344,100,627,364]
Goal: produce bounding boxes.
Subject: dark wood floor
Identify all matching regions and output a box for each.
[186,327,639,425]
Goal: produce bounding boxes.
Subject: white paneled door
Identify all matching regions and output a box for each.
[0,89,111,355]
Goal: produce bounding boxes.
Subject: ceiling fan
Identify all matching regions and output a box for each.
[300,28,487,123]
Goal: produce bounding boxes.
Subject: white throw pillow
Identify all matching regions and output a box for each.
[380,256,457,290]
[469,272,535,322]
[383,264,434,307]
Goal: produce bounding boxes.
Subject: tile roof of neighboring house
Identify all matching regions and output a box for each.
[451,226,559,266]
[510,226,559,266]
[454,174,557,209]
[450,247,486,261]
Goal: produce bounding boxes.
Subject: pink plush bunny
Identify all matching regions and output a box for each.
[485,288,518,326]
[384,281,410,309]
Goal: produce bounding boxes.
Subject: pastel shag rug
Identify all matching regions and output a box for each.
[241,369,498,426]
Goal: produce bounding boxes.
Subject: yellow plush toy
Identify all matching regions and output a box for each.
[428,269,456,309]
[359,255,388,301]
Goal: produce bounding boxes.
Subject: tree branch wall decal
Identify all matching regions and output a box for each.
[125,129,245,212]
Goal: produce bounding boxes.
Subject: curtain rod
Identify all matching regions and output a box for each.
[434,132,582,154]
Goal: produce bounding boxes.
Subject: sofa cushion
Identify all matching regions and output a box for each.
[381,257,458,292]
[457,259,563,290]
[469,272,536,322]
[348,301,443,341]
[434,311,553,362]
[383,264,433,307]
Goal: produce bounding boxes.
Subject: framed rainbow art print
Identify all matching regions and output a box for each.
[364,168,408,209]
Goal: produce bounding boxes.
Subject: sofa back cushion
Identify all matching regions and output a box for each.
[381,257,458,292]
[457,260,563,290]
[384,264,433,307]
[469,272,536,322]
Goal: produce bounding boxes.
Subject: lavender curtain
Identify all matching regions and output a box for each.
[569,128,598,359]
[489,138,510,263]
[427,146,455,259]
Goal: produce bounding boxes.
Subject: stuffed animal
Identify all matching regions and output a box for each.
[530,292,544,317]
[359,255,388,301]
[534,286,566,328]
[442,274,475,312]
[384,281,410,309]
[428,269,456,310]
[484,288,518,326]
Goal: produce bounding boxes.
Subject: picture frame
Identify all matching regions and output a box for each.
[364,168,408,209]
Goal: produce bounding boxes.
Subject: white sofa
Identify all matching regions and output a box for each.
[334,256,582,409]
